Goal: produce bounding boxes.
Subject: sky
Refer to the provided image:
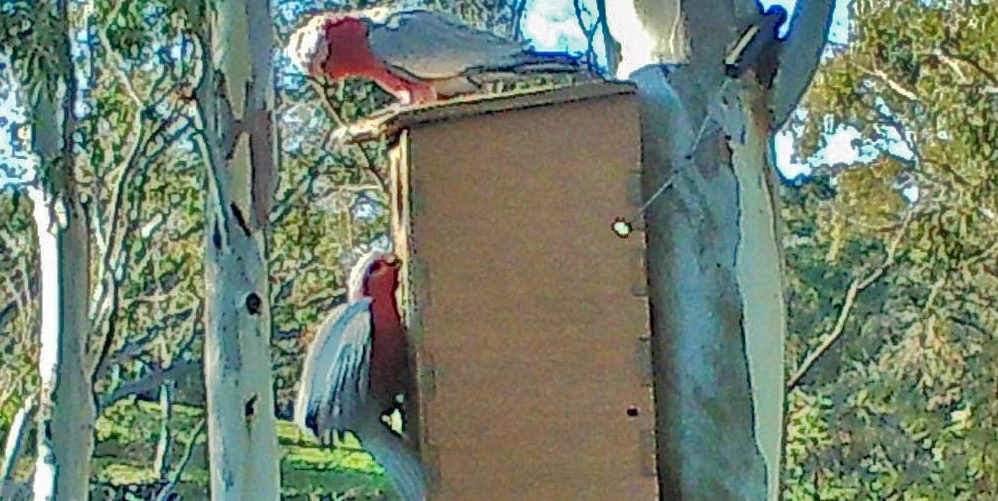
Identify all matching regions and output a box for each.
[1,0,858,188]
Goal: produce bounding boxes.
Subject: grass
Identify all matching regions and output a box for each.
[91,398,398,500]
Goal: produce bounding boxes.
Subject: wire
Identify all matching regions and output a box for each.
[612,79,731,238]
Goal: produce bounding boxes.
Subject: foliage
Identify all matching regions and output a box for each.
[0,0,70,94]
[782,0,998,498]
[91,400,394,499]
[0,191,38,434]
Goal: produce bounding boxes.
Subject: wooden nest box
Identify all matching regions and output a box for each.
[382,82,657,500]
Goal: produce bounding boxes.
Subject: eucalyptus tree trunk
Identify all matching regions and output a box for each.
[28,1,96,498]
[601,1,836,499]
[187,0,281,498]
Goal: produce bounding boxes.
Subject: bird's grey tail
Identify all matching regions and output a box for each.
[357,419,428,501]
[513,51,592,74]
[463,52,600,92]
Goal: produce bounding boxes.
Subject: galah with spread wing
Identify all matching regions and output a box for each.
[286,8,592,105]
[295,252,426,501]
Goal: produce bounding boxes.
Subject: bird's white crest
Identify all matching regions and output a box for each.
[285,8,398,77]
[286,15,331,75]
[347,251,396,302]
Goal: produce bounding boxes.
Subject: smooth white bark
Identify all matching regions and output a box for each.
[612,1,835,499]
[191,0,281,498]
[632,67,771,500]
[28,180,94,501]
[29,187,59,501]
[27,19,96,496]
[730,83,787,501]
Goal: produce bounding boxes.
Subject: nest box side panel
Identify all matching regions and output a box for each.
[401,92,656,500]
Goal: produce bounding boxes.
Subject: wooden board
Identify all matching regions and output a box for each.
[390,85,657,501]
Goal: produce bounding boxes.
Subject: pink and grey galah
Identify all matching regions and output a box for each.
[295,251,426,501]
[286,8,592,105]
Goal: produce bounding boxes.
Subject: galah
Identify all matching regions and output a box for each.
[295,252,426,501]
[286,8,591,105]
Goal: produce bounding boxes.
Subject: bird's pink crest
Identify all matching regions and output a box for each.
[347,251,400,302]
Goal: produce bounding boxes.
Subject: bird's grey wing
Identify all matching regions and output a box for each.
[294,297,373,436]
[368,10,533,79]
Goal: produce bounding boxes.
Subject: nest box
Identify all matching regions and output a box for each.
[379,82,657,500]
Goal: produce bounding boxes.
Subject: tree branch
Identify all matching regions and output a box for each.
[94,299,201,383]
[769,0,837,129]
[0,394,36,499]
[572,0,599,66]
[96,359,200,413]
[856,63,920,102]
[594,0,618,75]
[787,209,914,390]
[935,48,998,87]
[153,416,205,501]
[88,95,196,381]
[153,381,174,481]
[510,0,529,41]
[309,80,388,192]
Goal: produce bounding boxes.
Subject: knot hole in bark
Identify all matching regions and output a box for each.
[245,293,262,316]
[211,222,222,249]
[230,202,252,236]
[244,394,258,420]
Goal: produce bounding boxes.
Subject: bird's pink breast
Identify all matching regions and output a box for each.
[368,295,409,397]
[322,17,385,80]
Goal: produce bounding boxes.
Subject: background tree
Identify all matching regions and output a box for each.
[183,0,283,498]
[782,0,998,498]
[1,0,207,498]
[7,1,97,498]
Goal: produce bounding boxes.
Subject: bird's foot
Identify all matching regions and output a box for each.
[398,83,438,107]
[326,116,392,148]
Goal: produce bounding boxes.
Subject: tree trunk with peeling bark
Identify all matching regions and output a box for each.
[186,0,281,498]
[28,1,97,498]
[601,1,836,499]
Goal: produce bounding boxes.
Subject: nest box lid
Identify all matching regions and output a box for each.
[336,81,637,144]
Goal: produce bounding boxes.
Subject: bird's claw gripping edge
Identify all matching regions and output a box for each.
[325,112,397,148]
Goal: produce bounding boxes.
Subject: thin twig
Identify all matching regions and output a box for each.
[153,417,206,501]
[97,359,200,413]
[510,0,529,41]
[572,0,599,65]
[0,394,36,499]
[855,63,919,102]
[309,79,388,191]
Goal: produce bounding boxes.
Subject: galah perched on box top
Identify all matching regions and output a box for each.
[286,8,591,105]
[295,252,426,501]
